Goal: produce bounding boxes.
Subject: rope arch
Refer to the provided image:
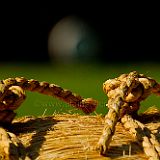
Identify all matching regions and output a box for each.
[98,71,160,159]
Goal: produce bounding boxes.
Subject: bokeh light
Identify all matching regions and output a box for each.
[48,15,100,63]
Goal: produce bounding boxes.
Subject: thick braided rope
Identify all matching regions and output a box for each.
[98,71,140,155]
[0,77,97,116]
[98,71,160,158]
[121,114,160,160]
[0,77,97,159]
[0,127,31,160]
[97,96,124,155]
[0,85,26,124]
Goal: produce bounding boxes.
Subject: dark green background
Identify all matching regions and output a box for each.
[1,5,159,117]
[0,62,159,118]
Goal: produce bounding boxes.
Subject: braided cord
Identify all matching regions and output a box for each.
[0,77,98,159]
[98,96,124,155]
[121,114,160,160]
[98,71,160,159]
[98,71,139,155]
[0,127,31,160]
[1,77,97,114]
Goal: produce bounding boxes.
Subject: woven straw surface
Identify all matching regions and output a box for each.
[11,107,160,160]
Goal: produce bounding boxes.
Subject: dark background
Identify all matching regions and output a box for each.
[1,3,159,63]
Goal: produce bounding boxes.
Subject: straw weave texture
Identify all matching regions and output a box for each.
[11,107,160,160]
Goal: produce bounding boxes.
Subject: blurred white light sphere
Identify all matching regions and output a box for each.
[48,15,100,62]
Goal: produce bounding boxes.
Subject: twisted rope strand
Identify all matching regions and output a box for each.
[0,77,98,159]
[98,71,140,155]
[0,127,31,160]
[1,77,97,114]
[97,97,123,155]
[98,71,160,159]
[1,72,160,159]
[121,114,160,160]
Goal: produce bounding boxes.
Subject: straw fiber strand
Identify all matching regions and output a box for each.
[8,107,160,160]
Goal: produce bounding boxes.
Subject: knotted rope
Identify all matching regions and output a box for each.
[0,72,160,159]
[98,71,160,160]
[0,77,97,159]
[0,77,97,124]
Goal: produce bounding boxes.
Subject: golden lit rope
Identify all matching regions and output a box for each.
[0,77,98,124]
[0,72,160,159]
[121,114,160,160]
[0,77,97,159]
[97,71,160,160]
[0,127,31,160]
